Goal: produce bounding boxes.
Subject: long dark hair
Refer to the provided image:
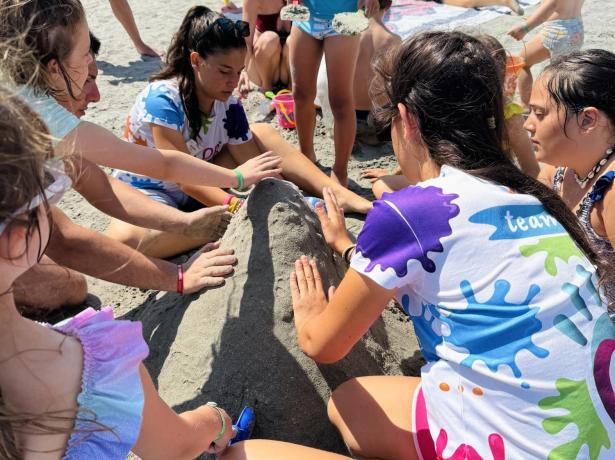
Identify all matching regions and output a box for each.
[371,31,611,291]
[543,49,615,138]
[0,0,86,99]
[151,6,246,138]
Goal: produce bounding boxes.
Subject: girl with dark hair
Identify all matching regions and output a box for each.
[527,49,615,293]
[0,86,236,459]
[110,5,371,258]
[222,31,615,460]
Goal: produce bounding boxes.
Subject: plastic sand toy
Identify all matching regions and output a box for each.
[332,10,368,36]
[280,1,310,21]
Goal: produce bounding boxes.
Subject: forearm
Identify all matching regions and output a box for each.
[180,184,229,207]
[526,0,557,29]
[72,161,189,233]
[47,207,177,291]
[58,122,239,188]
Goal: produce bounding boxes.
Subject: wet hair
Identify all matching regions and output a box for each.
[0,0,86,99]
[542,49,615,138]
[371,31,612,291]
[89,31,101,56]
[477,34,506,85]
[151,5,247,139]
[379,0,393,9]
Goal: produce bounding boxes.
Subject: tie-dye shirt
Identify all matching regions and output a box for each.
[114,78,252,194]
[351,165,615,459]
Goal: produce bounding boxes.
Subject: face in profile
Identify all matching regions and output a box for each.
[192,48,246,102]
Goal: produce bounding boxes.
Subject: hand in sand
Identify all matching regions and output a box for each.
[136,42,163,58]
[361,168,393,182]
[204,405,234,454]
[183,242,237,294]
[507,23,529,41]
[237,70,253,99]
[182,205,232,240]
[314,187,353,254]
[236,151,283,188]
[290,256,336,332]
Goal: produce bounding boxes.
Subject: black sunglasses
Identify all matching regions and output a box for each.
[200,17,250,40]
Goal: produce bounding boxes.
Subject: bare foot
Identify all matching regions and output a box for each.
[182,206,232,240]
[506,0,524,15]
[135,42,163,58]
[330,169,349,188]
[334,188,373,214]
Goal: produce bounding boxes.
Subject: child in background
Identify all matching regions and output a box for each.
[354,0,401,146]
[507,0,585,106]
[0,87,235,459]
[289,0,380,187]
[363,34,539,199]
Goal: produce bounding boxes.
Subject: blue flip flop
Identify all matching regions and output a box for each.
[229,406,256,445]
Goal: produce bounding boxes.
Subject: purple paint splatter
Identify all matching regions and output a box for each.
[356,185,459,275]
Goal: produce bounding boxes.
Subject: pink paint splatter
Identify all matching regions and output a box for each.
[436,429,505,460]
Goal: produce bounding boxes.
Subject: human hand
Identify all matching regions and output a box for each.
[236,151,282,187]
[290,256,335,331]
[205,405,235,455]
[183,242,237,294]
[237,71,252,99]
[182,205,232,240]
[314,187,353,254]
[507,23,528,40]
[361,168,393,182]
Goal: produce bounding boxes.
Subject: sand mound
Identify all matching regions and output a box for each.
[126,179,422,454]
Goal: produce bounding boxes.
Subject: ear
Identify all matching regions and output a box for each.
[398,103,420,142]
[46,58,61,79]
[190,51,201,69]
[579,107,599,133]
[0,223,28,261]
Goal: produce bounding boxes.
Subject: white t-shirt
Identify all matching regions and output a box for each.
[352,165,615,458]
[114,78,252,193]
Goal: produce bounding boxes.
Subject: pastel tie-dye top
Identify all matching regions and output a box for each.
[351,165,615,459]
[51,307,148,459]
[114,78,252,194]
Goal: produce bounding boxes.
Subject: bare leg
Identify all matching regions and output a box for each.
[250,123,372,214]
[108,0,161,57]
[251,32,283,91]
[328,376,422,460]
[372,175,411,199]
[444,0,523,14]
[220,440,351,460]
[518,35,551,106]
[279,41,291,88]
[289,26,324,162]
[13,256,87,311]
[324,35,360,187]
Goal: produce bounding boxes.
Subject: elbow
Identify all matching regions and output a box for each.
[298,335,346,364]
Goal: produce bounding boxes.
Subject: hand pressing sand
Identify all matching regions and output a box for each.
[280,3,310,21]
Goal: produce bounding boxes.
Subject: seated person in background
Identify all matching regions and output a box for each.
[109,6,372,259]
[354,0,400,146]
[239,0,291,93]
[363,34,540,199]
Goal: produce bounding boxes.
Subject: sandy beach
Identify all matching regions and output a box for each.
[61,0,614,455]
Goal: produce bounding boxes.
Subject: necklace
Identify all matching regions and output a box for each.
[574,147,614,188]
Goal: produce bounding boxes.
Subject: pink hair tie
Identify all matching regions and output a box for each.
[223,193,234,205]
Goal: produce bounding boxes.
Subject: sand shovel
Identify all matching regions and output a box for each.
[280,0,310,21]
[332,9,369,36]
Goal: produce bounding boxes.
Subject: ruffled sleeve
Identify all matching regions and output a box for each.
[54,307,149,460]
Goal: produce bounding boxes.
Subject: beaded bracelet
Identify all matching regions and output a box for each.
[342,244,356,266]
[206,402,226,443]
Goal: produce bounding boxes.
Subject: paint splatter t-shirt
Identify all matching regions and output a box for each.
[114,78,252,193]
[351,165,615,459]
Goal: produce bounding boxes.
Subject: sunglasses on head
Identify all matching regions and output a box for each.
[0,159,72,236]
[200,17,250,40]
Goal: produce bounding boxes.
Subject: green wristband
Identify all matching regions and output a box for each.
[232,168,245,191]
[522,21,531,33]
[206,402,226,443]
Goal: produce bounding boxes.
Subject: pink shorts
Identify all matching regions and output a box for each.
[412,384,437,460]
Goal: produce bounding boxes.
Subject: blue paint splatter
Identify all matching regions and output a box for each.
[562,265,599,321]
[522,382,530,389]
[554,314,587,346]
[224,103,250,141]
[401,296,444,362]
[434,280,549,378]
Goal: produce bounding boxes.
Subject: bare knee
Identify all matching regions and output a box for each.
[250,122,277,139]
[106,221,144,249]
[328,92,354,120]
[254,32,281,59]
[327,378,357,428]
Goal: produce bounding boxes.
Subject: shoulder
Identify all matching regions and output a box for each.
[139,79,185,129]
[538,164,558,188]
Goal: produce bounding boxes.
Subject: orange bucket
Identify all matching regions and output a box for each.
[504,56,525,98]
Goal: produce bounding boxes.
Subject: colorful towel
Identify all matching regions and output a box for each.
[383,0,540,38]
